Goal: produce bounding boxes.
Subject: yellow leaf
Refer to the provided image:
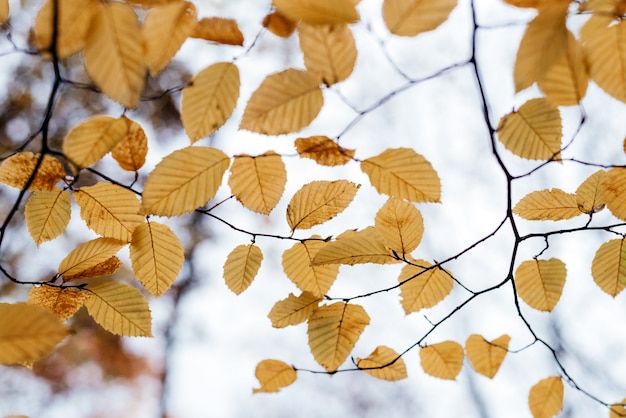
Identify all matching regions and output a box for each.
[286,180,359,230]
[282,237,340,296]
[399,261,453,314]
[591,239,626,297]
[142,146,230,216]
[62,256,122,282]
[375,198,424,255]
[513,2,569,92]
[63,115,129,169]
[513,188,581,221]
[515,258,566,312]
[0,152,64,191]
[252,359,297,394]
[600,168,626,221]
[268,292,322,328]
[496,98,562,161]
[125,0,182,6]
[74,182,143,242]
[84,282,152,337]
[228,152,286,215]
[576,170,606,214]
[25,188,71,246]
[294,136,355,166]
[356,345,407,381]
[84,2,145,108]
[143,1,196,76]
[610,399,626,418]
[382,0,457,37]
[360,148,441,203]
[503,0,542,7]
[298,23,357,85]
[272,0,359,25]
[240,68,323,135]
[312,227,399,266]
[191,17,244,46]
[27,286,88,321]
[111,117,148,172]
[33,0,97,58]
[538,32,588,106]
[130,221,184,297]
[58,238,126,279]
[420,340,464,380]
[528,376,564,418]
[307,302,370,372]
[182,62,240,143]
[0,0,8,24]
[0,303,69,365]
[263,11,298,38]
[581,15,626,103]
[464,334,510,379]
[223,244,264,295]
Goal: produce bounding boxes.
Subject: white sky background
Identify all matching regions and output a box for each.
[3,0,626,417]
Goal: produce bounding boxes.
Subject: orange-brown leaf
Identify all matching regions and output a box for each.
[295,136,355,166]
[28,286,88,321]
[191,17,244,46]
[0,152,64,191]
[263,11,297,38]
[111,117,148,171]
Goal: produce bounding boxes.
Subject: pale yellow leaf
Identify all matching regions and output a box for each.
[33,0,98,58]
[143,1,196,76]
[191,17,244,46]
[286,180,359,230]
[576,170,606,214]
[375,197,424,255]
[496,98,562,161]
[0,0,8,24]
[252,359,297,394]
[142,146,230,216]
[85,282,152,337]
[74,182,143,242]
[130,221,184,297]
[62,256,122,282]
[295,136,355,166]
[63,115,129,169]
[25,189,71,246]
[84,2,145,108]
[262,11,297,38]
[356,345,407,381]
[312,227,399,266]
[514,2,569,91]
[382,0,457,37]
[240,68,323,135]
[299,23,356,85]
[420,340,464,380]
[182,62,240,142]
[0,152,64,191]
[610,399,626,418]
[399,261,453,314]
[515,258,566,312]
[282,237,340,296]
[228,152,286,215]
[28,286,88,321]
[591,239,626,297]
[268,292,322,328]
[223,244,263,295]
[528,376,564,418]
[513,188,581,221]
[600,168,626,221]
[272,0,359,24]
[307,302,370,372]
[581,15,626,103]
[465,334,510,379]
[111,117,148,171]
[58,238,126,279]
[360,148,441,203]
[0,303,69,365]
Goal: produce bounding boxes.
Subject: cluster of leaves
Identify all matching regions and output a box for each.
[2,0,626,416]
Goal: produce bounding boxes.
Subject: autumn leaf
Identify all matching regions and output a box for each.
[382,0,457,37]
[312,227,399,266]
[465,334,510,379]
[228,152,286,215]
[223,244,263,295]
[62,256,122,282]
[191,17,244,46]
[294,136,355,166]
[111,117,149,172]
[263,11,297,38]
[28,286,88,321]
[25,188,71,246]
[142,146,230,216]
[591,239,626,297]
[0,152,64,191]
[58,238,126,279]
[398,261,454,314]
[610,399,626,418]
[420,340,464,380]
[253,360,297,394]
[63,116,129,169]
[272,0,359,25]
[575,170,606,214]
[513,189,581,221]
[308,302,370,372]
[268,292,322,328]
[282,237,340,296]
[356,345,407,381]
[361,148,441,203]
[240,68,323,135]
[600,168,626,220]
[0,303,69,365]
[0,0,8,24]
[528,376,563,418]
[515,258,566,312]
[286,180,359,230]
[375,197,424,255]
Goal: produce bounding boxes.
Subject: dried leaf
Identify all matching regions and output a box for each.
[295,136,355,166]
[515,258,566,312]
[253,360,297,394]
[272,0,359,25]
[58,238,126,279]
[28,286,88,321]
[111,117,148,171]
[600,168,626,221]
[62,256,122,282]
[591,238,626,297]
[268,292,322,328]
[25,189,71,246]
[399,261,453,314]
[282,237,340,296]
[528,376,563,418]
[223,244,263,295]
[312,227,399,266]
[63,115,129,169]
[382,0,457,37]
[513,189,581,221]
[420,340,464,380]
[575,170,606,214]
[263,11,297,38]
[465,334,510,379]
[356,345,407,381]
[375,198,424,255]
[191,17,244,46]
[0,152,64,191]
